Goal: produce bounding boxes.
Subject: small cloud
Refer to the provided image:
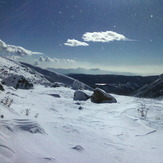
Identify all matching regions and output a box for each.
[82,31,127,42]
[64,39,89,47]
[0,39,43,56]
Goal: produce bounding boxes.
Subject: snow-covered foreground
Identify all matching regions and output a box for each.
[0,85,163,163]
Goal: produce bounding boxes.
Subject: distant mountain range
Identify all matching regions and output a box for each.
[47,67,135,76]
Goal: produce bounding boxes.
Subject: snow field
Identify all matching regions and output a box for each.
[0,84,163,163]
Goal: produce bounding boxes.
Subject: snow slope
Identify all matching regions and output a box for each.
[21,62,92,90]
[1,84,163,163]
[0,56,92,90]
[0,56,50,84]
[0,56,163,163]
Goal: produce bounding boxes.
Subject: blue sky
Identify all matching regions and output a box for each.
[0,0,163,75]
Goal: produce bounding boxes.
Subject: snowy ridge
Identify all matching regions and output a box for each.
[21,62,92,90]
[0,56,50,84]
[135,74,163,98]
[0,57,163,163]
[0,56,92,90]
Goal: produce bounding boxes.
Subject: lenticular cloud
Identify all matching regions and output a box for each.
[82,31,127,42]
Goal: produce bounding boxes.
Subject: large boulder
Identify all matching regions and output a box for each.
[74,90,90,101]
[72,80,84,90]
[2,75,33,89]
[91,88,117,103]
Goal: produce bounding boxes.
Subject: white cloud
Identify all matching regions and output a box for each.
[82,31,127,42]
[64,39,89,47]
[0,39,43,56]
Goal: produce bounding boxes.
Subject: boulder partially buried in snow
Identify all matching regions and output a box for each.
[72,145,84,151]
[72,80,84,90]
[51,82,65,88]
[74,90,90,101]
[2,75,33,89]
[91,88,117,103]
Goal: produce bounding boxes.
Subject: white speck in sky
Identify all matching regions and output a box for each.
[151,14,153,18]
[101,46,104,51]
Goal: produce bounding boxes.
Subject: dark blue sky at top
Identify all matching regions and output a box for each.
[0,0,163,73]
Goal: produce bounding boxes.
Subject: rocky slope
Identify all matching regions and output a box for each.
[135,74,163,98]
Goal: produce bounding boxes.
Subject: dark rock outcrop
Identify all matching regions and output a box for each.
[2,75,33,89]
[91,88,117,103]
[0,83,4,91]
[51,82,65,88]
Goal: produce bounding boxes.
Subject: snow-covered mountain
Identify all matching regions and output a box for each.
[0,56,50,85]
[21,62,92,90]
[0,56,163,163]
[0,56,92,90]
